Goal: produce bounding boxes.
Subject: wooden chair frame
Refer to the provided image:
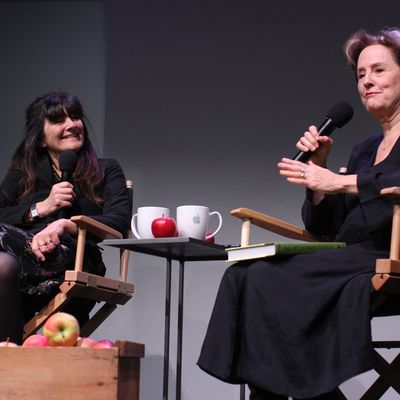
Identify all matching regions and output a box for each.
[23,180,134,340]
[232,186,400,400]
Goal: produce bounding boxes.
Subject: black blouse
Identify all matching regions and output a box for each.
[0,155,131,237]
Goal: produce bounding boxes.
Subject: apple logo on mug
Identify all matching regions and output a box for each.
[177,205,222,240]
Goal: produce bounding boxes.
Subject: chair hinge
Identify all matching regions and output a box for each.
[86,275,98,288]
[118,282,129,293]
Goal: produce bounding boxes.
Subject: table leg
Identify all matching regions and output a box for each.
[176,260,185,400]
[240,384,245,400]
[163,258,172,400]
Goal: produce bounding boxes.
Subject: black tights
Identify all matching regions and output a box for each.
[0,252,23,344]
[0,251,96,345]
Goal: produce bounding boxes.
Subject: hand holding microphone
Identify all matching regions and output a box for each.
[278,101,354,192]
[34,151,78,220]
[58,151,78,219]
[292,101,354,163]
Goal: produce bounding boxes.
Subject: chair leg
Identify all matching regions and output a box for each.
[359,350,400,399]
[80,302,117,337]
[241,350,400,400]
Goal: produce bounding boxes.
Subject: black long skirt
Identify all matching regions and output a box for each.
[197,242,386,399]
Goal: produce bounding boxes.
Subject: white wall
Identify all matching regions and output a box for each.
[0,0,106,171]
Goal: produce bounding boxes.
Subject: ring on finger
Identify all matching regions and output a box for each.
[300,169,306,178]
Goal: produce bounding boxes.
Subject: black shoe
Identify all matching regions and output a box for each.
[248,385,288,400]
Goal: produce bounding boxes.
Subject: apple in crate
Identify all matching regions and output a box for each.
[23,334,49,347]
[76,337,97,348]
[151,216,177,238]
[43,312,80,346]
[93,339,115,348]
[0,339,19,347]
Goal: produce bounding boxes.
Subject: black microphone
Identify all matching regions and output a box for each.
[58,151,78,218]
[292,101,354,162]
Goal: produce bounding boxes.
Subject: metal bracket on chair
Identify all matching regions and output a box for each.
[86,275,99,288]
[118,282,130,293]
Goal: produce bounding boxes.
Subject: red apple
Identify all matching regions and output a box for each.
[23,334,49,347]
[76,337,97,348]
[0,339,19,347]
[205,232,215,244]
[93,339,115,348]
[151,215,177,238]
[43,312,80,347]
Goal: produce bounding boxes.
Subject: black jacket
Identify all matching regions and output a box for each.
[0,155,131,238]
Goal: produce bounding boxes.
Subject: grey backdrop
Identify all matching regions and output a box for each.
[1,1,400,399]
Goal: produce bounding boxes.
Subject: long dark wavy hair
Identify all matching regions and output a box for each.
[11,91,104,204]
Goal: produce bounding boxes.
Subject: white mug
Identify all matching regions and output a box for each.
[131,206,170,239]
[176,205,222,240]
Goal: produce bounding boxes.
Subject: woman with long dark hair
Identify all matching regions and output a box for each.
[0,91,131,344]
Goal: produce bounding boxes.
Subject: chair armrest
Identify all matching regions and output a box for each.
[71,215,123,240]
[70,216,123,273]
[376,186,400,268]
[230,207,320,242]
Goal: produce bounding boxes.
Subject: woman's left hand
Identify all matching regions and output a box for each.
[30,219,77,262]
[277,158,340,193]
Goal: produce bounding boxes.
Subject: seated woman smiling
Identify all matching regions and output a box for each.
[198,27,400,399]
[0,91,131,344]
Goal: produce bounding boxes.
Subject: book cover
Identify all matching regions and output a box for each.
[226,241,346,262]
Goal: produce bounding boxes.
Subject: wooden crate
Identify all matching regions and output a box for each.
[0,340,144,400]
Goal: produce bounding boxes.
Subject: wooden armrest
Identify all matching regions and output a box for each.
[380,186,400,199]
[377,186,400,264]
[71,215,123,240]
[230,207,320,242]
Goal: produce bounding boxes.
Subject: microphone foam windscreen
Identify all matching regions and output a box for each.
[326,101,354,128]
[59,150,78,172]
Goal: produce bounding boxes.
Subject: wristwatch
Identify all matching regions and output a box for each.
[29,203,40,221]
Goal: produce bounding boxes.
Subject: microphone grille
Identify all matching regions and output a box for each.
[59,150,78,172]
[326,101,354,128]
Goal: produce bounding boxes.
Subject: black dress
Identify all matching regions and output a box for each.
[198,132,400,398]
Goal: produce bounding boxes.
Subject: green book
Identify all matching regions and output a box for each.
[226,241,346,262]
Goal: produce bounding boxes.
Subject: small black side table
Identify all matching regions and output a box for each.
[101,237,228,400]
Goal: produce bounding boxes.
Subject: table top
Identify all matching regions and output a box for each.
[101,237,228,261]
